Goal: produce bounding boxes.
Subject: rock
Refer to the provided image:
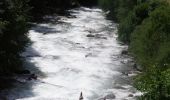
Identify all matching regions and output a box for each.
[104,94,116,99]
[121,50,128,55]
[85,53,92,58]
[98,98,105,100]
[86,34,95,37]
[133,63,142,72]
[67,15,76,18]
[101,37,107,39]
[79,92,83,100]
[128,94,134,97]
[121,72,129,76]
[114,86,127,90]
[120,60,126,64]
[86,34,107,39]
[95,34,107,39]
[133,63,137,69]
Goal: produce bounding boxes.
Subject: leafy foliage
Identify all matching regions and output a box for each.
[99,0,170,99]
[0,0,29,74]
[28,0,98,21]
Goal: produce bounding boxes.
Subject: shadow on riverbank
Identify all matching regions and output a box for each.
[0,46,45,99]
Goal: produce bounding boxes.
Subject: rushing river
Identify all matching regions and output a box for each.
[7,7,141,100]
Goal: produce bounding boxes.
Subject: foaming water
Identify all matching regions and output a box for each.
[7,7,141,100]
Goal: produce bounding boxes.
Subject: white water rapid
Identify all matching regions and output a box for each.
[7,7,141,100]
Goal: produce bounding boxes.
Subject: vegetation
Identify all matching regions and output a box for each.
[0,0,29,74]
[28,0,98,21]
[99,0,170,99]
[132,3,170,99]
[28,0,78,21]
[77,0,98,7]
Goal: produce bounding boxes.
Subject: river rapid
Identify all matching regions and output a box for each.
[7,7,141,100]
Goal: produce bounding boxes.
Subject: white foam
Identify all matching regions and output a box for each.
[9,7,140,100]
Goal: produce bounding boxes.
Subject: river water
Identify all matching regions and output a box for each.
[7,7,141,100]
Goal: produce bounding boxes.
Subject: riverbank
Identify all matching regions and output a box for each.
[99,0,170,99]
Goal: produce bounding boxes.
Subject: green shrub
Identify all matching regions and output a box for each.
[0,0,29,74]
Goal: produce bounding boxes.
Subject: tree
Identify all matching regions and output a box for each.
[131,3,170,99]
[0,0,29,74]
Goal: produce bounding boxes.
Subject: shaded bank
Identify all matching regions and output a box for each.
[28,0,98,22]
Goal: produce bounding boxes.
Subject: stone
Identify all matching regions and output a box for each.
[121,50,128,55]
[104,94,116,99]
[128,94,134,97]
[121,72,129,76]
[86,34,95,37]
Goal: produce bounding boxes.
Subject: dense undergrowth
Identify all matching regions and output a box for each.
[99,0,170,99]
[0,0,30,75]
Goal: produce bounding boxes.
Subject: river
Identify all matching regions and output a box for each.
[6,7,141,100]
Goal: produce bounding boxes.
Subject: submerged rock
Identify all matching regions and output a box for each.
[128,94,134,97]
[133,63,142,72]
[104,94,116,99]
[86,34,95,37]
[86,34,107,39]
[121,50,128,55]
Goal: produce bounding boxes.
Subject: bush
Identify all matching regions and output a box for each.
[99,0,170,99]
[0,0,29,74]
[131,3,170,99]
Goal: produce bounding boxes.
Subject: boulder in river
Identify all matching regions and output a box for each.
[133,63,142,72]
[104,93,116,99]
[86,34,95,37]
[128,94,134,97]
[86,34,107,39]
[121,50,128,55]
[121,71,130,76]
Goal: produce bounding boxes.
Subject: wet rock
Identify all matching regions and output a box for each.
[67,15,77,18]
[53,56,60,59]
[86,34,107,39]
[114,85,127,90]
[121,72,129,76]
[104,94,116,99]
[120,60,126,64]
[85,53,92,57]
[101,37,107,39]
[95,34,107,39]
[87,34,95,37]
[133,63,137,69]
[128,94,134,97]
[79,92,83,100]
[121,50,128,55]
[133,63,142,72]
